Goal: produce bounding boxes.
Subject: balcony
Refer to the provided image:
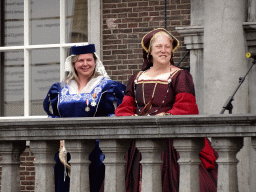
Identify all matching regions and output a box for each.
[0,114,255,192]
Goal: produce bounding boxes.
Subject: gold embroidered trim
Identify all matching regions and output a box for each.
[137,80,169,84]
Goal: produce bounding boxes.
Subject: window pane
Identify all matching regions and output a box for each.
[30,0,88,45]
[68,0,88,43]
[3,48,61,117]
[31,0,60,45]
[4,0,24,47]
[4,50,24,116]
[1,0,90,117]
[31,48,60,116]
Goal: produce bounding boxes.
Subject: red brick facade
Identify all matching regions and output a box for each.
[103,0,191,85]
[20,148,35,192]
[0,0,191,191]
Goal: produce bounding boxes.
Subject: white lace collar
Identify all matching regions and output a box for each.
[67,76,105,94]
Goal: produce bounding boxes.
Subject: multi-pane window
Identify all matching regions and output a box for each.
[1,0,101,117]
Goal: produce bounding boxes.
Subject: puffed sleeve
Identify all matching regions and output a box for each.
[200,138,218,169]
[43,82,61,118]
[167,70,199,115]
[115,73,138,116]
[96,80,126,117]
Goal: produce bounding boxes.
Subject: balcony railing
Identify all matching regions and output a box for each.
[0,114,256,192]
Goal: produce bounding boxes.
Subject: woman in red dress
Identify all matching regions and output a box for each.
[115,28,218,192]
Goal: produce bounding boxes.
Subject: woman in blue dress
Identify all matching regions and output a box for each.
[43,44,126,192]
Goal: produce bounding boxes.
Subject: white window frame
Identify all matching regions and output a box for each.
[0,0,101,117]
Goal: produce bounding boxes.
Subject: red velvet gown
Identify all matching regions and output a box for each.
[115,69,218,192]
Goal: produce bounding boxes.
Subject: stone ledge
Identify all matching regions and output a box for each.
[244,22,256,48]
[243,22,256,31]
[0,114,255,140]
[176,26,204,49]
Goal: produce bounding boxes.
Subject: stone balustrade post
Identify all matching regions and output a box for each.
[99,139,131,192]
[173,138,204,192]
[250,137,256,188]
[211,137,243,192]
[65,139,95,192]
[0,141,26,192]
[30,140,59,192]
[136,139,165,192]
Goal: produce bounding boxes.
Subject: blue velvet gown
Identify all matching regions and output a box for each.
[54,152,71,192]
[43,76,126,192]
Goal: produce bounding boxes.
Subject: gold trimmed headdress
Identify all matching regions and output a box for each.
[141,28,180,71]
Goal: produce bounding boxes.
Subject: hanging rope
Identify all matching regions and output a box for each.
[164,0,167,29]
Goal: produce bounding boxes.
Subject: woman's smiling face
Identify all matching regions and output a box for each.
[73,53,96,79]
[150,33,173,65]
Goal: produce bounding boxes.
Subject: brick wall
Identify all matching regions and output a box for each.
[20,148,35,192]
[103,0,191,85]
[0,0,191,191]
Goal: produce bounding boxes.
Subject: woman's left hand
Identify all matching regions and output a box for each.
[155,112,171,116]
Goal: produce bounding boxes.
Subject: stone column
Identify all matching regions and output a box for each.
[176,26,204,113]
[211,137,243,192]
[204,0,248,114]
[173,138,204,192]
[135,139,165,192]
[191,0,204,26]
[0,141,26,192]
[248,0,256,22]
[100,139,130,192]
[65,140,95,192]
[249,137,256,192]
[30,140,59,192]
[243,22,256,114]
[176,0,204,113]
[244,5,256,190]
